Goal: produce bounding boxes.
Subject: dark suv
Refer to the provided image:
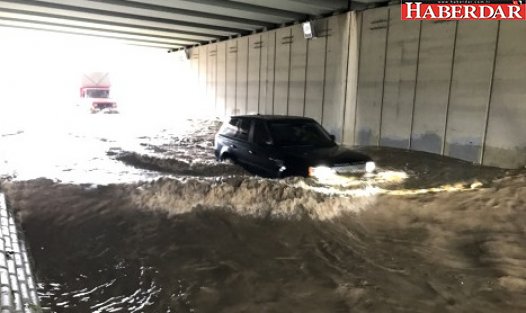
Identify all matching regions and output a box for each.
[214,115,375,178]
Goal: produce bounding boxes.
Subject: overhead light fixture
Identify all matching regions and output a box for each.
[302,21,315,39]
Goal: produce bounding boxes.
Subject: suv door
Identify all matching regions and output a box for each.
[248,119,282,176]
[230,117,254,167]
[216,117,240,161]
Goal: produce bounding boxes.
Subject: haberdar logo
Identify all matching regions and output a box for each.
[401,0,526,20]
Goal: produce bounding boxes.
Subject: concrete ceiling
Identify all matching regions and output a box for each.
[0,0,374,50]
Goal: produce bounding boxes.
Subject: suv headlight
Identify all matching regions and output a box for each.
[308,166,336,179]
[365,161,376,173]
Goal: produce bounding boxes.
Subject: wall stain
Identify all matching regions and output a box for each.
[411,133,442,154]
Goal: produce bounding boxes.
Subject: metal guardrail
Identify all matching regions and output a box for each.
[0,193,40,313]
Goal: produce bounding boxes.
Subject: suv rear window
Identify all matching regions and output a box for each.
[219,118,239,137]
[219,117,250,141]
[237,119,250,141]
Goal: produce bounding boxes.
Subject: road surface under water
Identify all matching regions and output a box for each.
[1,114,525,312]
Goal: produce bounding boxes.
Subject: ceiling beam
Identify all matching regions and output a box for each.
[0,7,219,42]
[130,0,306,22]
[41,0,267,30]
[0,8,214,43]
[228,0,347,16]
[86,0,276,29]
[0,0,353,49]
[0,15,201,45]
[0,0,249,35]
[280,0,348,11]
[0,1,237,37]
[0,21,183,49]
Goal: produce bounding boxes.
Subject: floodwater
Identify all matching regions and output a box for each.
[1,113,525,312]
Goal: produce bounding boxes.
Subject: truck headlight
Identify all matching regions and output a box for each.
[365,161,376,173]
[308,166,336,179]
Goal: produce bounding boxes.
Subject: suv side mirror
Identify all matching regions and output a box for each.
[329,134,336,141]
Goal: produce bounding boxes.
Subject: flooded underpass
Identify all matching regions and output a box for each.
[1,115,525,312]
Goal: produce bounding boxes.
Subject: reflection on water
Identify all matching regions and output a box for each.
[1,115,526,312]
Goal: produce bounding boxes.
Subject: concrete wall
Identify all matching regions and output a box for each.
[186,13,351,142]
[349,6,526,169]
[354,7,388,146]
[379,11,419,149]
[483,21,526,168]
[225,40,237,115]
[184,8,526,169]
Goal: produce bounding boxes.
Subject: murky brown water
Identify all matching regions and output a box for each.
[1,115,526,312]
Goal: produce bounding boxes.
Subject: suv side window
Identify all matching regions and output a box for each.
[236,118,250,141]
[252,120,273,145]
[220,118,239,137]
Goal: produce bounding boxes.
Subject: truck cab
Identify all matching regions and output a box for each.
[80,86,117,113]
[79,72,118,113]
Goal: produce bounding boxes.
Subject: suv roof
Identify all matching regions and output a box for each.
[231,115,316,122]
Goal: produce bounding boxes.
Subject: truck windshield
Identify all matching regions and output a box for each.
[268,121,335,147]
[86,89,109,98]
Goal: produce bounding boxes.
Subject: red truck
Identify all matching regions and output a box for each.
[80,72,118,113]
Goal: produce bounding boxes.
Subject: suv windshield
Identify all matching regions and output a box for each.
[268,121,335,147]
